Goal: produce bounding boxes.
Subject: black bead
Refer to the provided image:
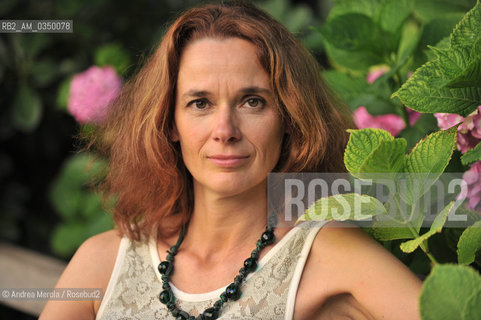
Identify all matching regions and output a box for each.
[234,275,244,285]
[176,310,190,319]
[260,230,275,245]
[159,290,172,304]
[213,300,223,310]
[243,257,257,272]
[162,282,171,290]
[220,292,228,303]
[161,275,169,282]
[202,307,218,320]
[225,283,241,301]
[158,261,173,276]
[167,302,176,310]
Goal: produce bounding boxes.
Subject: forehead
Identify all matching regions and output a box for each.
[176,37,269,90]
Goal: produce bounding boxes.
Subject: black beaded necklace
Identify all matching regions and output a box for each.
[157,221,276,320]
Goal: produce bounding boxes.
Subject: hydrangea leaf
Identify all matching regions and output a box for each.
[320,13,392,53]
[344,128,394,176]
[461,142,481,165]
[447,56,481,88]
[450,1,481,49]
[463,289,481,319]
[393,2,481,116]
[11,84,43,133]
[328,0,383,21]
[94,42,130,75]
[420,264,481,320]
[400,201,454,253]
[372,200,424,241]
[298,193,387,222]
[401,127,456,204]
[379,0,413,34]
[358,138,407,173]
[392,59,481,116]
[457,220,481,265]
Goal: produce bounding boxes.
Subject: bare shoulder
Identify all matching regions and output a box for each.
[39,229,123,320]
[306,221,422,320]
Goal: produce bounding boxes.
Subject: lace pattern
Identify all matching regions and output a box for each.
[96,224,319,320]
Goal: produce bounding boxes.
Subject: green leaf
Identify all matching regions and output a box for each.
[11,84,42,133]
[323,40,383,71]
[51,222,88,257]
[450,1,481,49]
[298,193,387,222]
[56,76,72,110]
[404,128,457,174]
[379,0,413,34]
[400,201,454,253]
[94,42,130,75]
[344,128,394,175]
[372,226,416,241]
[457,220,481,265]
[31,59,58,87]
[322,71,368,104]
[447,56,481,88]
[402,127,456,204]
[320,13,391,53]
[372,200,425,241]
[397,19,422,65]
[359,138,407,173]
[49,153,107,219]
[418,14,465,54]
[414,0,471,23]
[329,0,383,21]
[464,289,481,319]
[392,60,481,116]
[420,264,481,320]
[18,34,51,60]
[461,141,481,165]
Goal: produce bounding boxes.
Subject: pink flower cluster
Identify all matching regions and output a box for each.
[435,107,481,213]
[461,161,481,213]
[434,106,481,153]
[353,67,421,136]
[68,66,123,124]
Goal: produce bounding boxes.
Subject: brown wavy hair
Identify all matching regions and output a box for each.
[89,1,353,240]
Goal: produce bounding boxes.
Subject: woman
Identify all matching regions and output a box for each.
[40,2,422,319]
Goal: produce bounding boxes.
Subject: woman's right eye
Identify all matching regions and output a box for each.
[189,99,208,109]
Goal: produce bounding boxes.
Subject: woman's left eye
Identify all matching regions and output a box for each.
[244,97,265,108]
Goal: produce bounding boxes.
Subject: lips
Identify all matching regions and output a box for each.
[207,155,249,167]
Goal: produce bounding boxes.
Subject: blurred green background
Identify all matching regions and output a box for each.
[0,0,326,318]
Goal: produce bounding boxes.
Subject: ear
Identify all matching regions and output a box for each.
[170,124,180,142]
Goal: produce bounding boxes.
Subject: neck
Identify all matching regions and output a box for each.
[181,181,269,262]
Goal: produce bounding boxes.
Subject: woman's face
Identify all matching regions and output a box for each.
[173,37,284,198]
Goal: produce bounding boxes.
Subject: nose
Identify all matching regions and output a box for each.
[211,105,241,143]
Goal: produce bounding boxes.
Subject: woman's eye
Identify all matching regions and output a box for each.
[244,97,264,108]
[190,99,208,109]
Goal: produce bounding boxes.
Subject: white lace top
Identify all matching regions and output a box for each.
[96,221,327,320]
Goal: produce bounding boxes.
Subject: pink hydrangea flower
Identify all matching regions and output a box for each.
[353,106,406,136]
[461,161,481,213]
[68,66,122,124]
[434,107,481,153]
[434,113,464,130]
[366,65,390,84]
[407,107,421,126]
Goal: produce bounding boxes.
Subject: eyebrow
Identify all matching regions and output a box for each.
[181,86,272,99]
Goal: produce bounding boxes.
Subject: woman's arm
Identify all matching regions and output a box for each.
[313,221,423,320]
[39,230,121,320]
